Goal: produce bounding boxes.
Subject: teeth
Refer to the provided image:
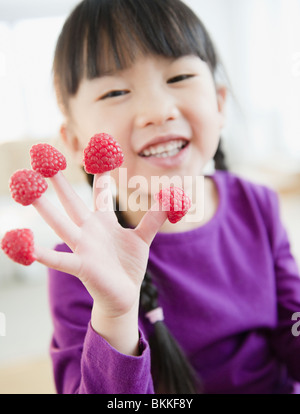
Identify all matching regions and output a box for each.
[141,140,186,157]
[155,148,181,158]
[143,149,151,156]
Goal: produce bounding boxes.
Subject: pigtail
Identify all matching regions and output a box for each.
[140,272,202,394]
[213,139,228,171]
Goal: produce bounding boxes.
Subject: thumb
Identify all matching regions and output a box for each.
[134,201,167,246]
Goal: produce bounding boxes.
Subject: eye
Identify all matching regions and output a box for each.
[99,90,130,100]
[167,74,194,84]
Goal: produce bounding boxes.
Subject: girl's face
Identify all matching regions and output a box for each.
[64,54,226,199]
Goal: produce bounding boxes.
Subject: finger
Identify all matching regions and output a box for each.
[93,172,115,212]
[34,245,81,276]
[32,195,81,251]
[50,171,91,226]
[134,201,168,245]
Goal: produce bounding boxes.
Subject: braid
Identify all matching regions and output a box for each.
[140,272,159,312]
[140,272,201,394]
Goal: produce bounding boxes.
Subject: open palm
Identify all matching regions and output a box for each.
[33,171,167,319]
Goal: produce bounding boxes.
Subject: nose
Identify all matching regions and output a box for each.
[134,89,180,129]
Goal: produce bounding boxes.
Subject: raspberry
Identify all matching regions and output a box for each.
[9,169,48,206]
[30,143,67,177]
[155,187,192,224]
[1,229,36,266]
[83,133,124,174]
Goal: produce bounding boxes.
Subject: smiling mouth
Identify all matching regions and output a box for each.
[139,139,189,158]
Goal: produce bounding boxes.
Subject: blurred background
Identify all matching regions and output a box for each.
[0,0,299,394]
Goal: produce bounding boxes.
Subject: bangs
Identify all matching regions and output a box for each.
[54,0,218,107]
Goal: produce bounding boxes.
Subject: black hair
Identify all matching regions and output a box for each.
[54,0,228,394]
[54,0,221,108]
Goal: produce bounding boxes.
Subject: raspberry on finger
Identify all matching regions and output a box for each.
[30,143,67,178]
[1,229,36,266]
[83,133,124,174]
[155,187,192,224]
[9,169,48,206]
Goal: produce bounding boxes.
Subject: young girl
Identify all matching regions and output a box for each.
[25,0,300,393]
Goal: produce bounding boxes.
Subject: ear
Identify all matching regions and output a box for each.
[60,124,84,166]
[216,85,227,129]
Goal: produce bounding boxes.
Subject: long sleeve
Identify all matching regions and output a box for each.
[48,244,154,394]
[263,190,300,381]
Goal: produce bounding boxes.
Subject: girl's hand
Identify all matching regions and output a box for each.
[34,170,167,320]
[2,138,190,354]
[21,168,168,355]
[36,169,168,355]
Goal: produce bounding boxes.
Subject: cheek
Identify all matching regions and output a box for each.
[190,102,220,139]
[199,115,221,158]
[187,99,221,158]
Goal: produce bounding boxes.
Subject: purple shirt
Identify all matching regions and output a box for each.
[48,171,300,394]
